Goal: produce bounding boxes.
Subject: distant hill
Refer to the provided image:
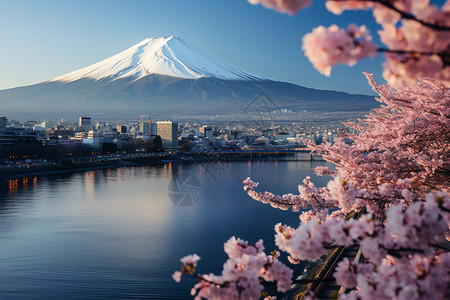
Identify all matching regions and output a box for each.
[0,36,377,119]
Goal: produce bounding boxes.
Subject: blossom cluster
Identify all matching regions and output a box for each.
[248,0,450,86]
[175,179,450,298]
[244,175,422,217]
[247,0,311,15]
[173,237,293,299]
[243,176,338,212]
[257,182,449,299]
[312,73,450,195]
[281,191,448,258]
[302,24,377,76]
[335,253,450,300]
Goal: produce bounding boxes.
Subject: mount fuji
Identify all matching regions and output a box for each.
[0,36,376,118]
[51,36,263,82]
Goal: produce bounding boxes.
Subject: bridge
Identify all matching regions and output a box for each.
[188,148,323,161]
[190,147,311,154]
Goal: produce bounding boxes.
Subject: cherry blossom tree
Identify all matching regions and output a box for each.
[311,72,450,196]
[172,1,450,299]
[173,75,449,299]
[249,0,450,88]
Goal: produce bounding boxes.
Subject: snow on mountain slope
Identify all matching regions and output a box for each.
[50,36,264,82]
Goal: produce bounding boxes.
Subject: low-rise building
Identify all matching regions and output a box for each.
[82,131,103,149]
[0,127,40,147]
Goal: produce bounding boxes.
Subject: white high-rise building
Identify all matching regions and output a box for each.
[157,121,178,149]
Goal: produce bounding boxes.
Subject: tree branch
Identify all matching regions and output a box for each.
[374,0,450,31]
[192,273,227,287]
[378,95,450,119]
[439,205,450,213]
[329,0,450,31]
[430,243,450,252]
[383,247,425,257]
[378,48,449,58]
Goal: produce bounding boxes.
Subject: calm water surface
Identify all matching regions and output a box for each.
[0,160,332,299]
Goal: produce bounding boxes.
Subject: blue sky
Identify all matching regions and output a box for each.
[0,0,388,94]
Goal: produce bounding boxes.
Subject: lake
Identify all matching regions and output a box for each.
[0,160,333,299]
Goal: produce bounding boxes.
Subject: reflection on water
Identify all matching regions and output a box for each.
[0,161,333,299]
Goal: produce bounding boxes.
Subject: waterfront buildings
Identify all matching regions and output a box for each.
[0,127,40,147]
[0,111,347,154]
[0,116,40,148]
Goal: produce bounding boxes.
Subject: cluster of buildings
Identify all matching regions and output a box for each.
[178,121,343,152]
[0,116,40,147]
[0,114,345,154]
[0,115,179,151]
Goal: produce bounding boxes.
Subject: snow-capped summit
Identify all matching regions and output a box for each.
[50,36,263,82]
[0,36,376,119]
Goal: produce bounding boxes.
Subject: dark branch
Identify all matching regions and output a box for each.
[439,205,450,213]
[430,243,450,252]
[374,0,450,31]
[192,273,225,286]
[377,48,449,58]
[384,247,425,257]
[329,0,450,31]
[267,197,297,206]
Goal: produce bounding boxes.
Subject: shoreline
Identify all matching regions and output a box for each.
[0,163,127,180]
[0,153,310,180]
[0,157,169,180]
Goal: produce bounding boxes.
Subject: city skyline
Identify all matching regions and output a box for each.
[0,0,386,94]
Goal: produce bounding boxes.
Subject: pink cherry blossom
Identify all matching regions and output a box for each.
[247,0,311,15]
[224,236,264,258]
[334,258,358,288]
[302,24,377,76]
[326,0,374,15]
[180,254,201,267]
[312,73,450,195]
[174,237,293,298]
[172,271,182,282]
